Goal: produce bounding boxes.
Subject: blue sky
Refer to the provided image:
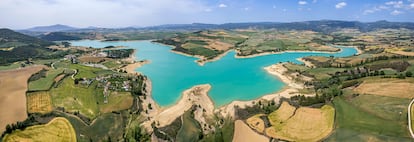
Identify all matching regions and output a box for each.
[0,0,413,29]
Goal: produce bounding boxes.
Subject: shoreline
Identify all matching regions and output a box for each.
[234,48,343,59]
[168,48,232,66]
[153,42,361,66]
[139,61,315,130]
[141,84,214,131]
[297,58,315,68]
[121,49,150,74]
[216,62,313,118]
[122,60,149,74]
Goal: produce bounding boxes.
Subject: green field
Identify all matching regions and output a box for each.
[28,68,65,91]
[281,62,345,80]
[305,67,345,80]
[327,94,411,141]
[201,117,234,142]
[54,61,114,78]
[32,59,60,65]
[176,111,202,142]
[98,92,133,113]
[61,112,127,142]
[102,60,123,69]
[0,62,21,70]
[50,78,101,119]
[284,63,310,73]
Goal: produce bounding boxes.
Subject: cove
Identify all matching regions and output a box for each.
[70,40,357,107]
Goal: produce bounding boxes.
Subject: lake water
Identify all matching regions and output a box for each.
[70,40,357,107]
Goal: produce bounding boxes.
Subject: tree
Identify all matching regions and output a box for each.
[397,73,406,79]
[148,103,152,110]
[380,70,385,75]
[406,71,413,77]
[61,41,71,47]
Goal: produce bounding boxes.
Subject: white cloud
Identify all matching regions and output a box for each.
[244,7,250,11]
[385,1,404,8]
[218,3,227,8]
[204,8,212,12]
[298,1,307,5]
[363,5,389,15]
[335,2,347,9]
[410,3,414,8]
[390,10,403,15]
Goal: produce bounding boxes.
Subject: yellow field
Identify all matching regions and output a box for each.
[354,79,414,98]
[265,102,335,141]
[27,92,53,114]
[267,101,296,126]
[3,117,76,142]
[0,65,46,133]
[246,114,266,133]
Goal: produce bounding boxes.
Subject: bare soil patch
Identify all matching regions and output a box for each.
[0,65,46,133]
[78,56,111,63]
[233,120,269,142]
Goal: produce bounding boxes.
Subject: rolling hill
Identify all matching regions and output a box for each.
[0,29,60,65]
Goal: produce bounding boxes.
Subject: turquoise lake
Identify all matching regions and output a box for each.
[70,40,357,107]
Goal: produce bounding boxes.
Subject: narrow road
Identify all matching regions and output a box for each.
[408,98,414,138]
[71,69,77,80]
[51,62,55,69]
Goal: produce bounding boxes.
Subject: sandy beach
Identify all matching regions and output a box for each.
[263,63,304,89]
[297,58,315,68]
[122,60,149,74]
[141,84,214,131]
[354,46,363,55]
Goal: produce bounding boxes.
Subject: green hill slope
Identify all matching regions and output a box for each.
[0,29,60,65]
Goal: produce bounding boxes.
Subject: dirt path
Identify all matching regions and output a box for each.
[71,69,77,80]
[408,98,414,138]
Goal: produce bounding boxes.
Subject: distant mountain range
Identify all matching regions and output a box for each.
[19,20,414,34]
[24,24,78,32]
[20,20,414,34]
[139,20,414,33]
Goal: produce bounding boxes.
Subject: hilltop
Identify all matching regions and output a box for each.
[0,28,53,48]
[24,24,77,32]
[0,29,59,65]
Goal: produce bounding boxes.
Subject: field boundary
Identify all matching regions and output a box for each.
[408,98,414,138]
